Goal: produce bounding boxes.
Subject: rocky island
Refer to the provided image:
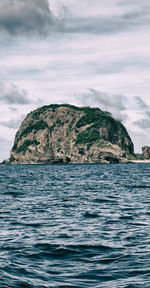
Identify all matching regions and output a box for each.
[5,104,135,164]
[142,146,150,159]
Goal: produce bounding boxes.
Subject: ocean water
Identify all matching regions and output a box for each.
[0,163,150,288]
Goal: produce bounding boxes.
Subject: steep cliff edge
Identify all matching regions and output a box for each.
[6,104,134,164]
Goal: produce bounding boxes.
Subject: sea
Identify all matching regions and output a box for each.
[0,163,150,288]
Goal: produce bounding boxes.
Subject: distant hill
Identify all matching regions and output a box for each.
[5,104,134,164]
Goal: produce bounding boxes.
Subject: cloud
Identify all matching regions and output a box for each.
[133,96,150,129]
[0,83,31,104]
[133,118,150,129]
[9,107,18,112]
[0,114,25,129]
[135,96,149,109]
[133,95,150,129]
[90,88,126,110]
[146,111,150,117]
[76,88,128,122]
[65,5,150,35]
[78,88,126,110]
[0,136,13,162]
[0,0,64,36]
[1,0,149,38]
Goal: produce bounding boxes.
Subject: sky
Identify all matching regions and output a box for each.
[0,0,150,161]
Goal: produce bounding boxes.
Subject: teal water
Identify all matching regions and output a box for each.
[0,163,150,287]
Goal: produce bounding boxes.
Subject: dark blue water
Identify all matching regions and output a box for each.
[0,163,150,288]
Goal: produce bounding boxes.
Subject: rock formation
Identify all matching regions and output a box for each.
[6,104,134,164]
[142,146,150,159]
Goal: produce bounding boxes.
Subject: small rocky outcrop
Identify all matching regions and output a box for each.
[5,104,134,164]
[142,146,150,159]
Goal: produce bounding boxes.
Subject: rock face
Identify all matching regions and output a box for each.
[142,146,150,159]
[7,104,134,164]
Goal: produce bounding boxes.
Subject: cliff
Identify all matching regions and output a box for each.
[6,104,134,164]
[142,146,150,159]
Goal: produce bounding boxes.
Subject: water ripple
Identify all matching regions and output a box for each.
[0,163,150,287]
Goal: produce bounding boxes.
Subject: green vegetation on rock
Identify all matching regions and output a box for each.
[134,153,144,160]
[76,108,102,128]
[32,104,59,119]
[31,104,82,120]
[16,140,40,154]
[75,127,100,149]
[49,123,55,133]
[12,143,17,152]
[20,120,48,139]
[69,118,76,130]
[56,119,63,125]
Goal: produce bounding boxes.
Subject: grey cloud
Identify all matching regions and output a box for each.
[77,88,128,122]
[133,119,150,129]
[0,83,31,104]
[119,0,150,9]
[9,107,18,112]
[66,0,150,35]
[78,88,126,110]
[133,96,150,129]
[0,0,149,38]
[0,0,64,36]
[146,111,150,117]
[65,7,150,35]
[0,115,25,129]
[135,96,149,109]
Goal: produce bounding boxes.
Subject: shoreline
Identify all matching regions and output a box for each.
[131,160,150,163]
[1,159,150,165]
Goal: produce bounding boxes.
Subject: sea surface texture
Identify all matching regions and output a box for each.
[0,163,150,288]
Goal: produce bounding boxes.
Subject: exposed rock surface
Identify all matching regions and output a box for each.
[6,104,134,164]
[142,146,150,159]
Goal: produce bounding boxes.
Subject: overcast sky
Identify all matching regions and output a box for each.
[0,0,150,161]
